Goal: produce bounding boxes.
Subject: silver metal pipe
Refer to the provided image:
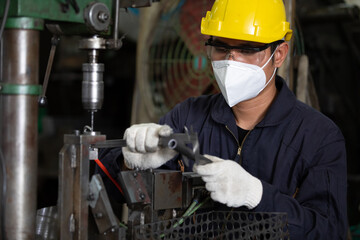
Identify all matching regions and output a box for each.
[1,29,39,239]
[113,0,120,48]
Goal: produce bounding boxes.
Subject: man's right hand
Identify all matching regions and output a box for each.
[122,123,177,170]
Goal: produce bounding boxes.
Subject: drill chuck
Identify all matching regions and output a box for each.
[82,63,104,111]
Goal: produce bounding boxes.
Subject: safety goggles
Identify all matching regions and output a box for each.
[205,38,284,65]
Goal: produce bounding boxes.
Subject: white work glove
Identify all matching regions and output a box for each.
[122,123,177,170]
[193,154,263,209]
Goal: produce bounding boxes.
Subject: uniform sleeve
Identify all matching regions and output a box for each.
[255,137,347,239]
[159,98,191,133]
[158,99,194,171]
[159,108,179,171]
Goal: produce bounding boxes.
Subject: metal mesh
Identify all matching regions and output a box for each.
[134,211,289,240]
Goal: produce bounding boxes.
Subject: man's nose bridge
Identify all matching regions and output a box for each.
[225,49,236,60]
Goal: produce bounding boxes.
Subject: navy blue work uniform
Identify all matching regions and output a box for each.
[97,76,348,239]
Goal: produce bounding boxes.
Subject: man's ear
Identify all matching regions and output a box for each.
[274,42,289,68]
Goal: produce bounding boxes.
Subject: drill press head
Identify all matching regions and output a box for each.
[80,38,107,131]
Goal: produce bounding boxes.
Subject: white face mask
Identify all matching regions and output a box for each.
[211,49,277,107]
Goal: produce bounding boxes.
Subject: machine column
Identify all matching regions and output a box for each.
[0,18,43,239]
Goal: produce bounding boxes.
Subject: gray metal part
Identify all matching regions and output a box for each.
[84,2,110,32]
[58,143,76,240]
[119,170,204,211]
[122,170,207,239]
[1,29,39,240]
[79,37,107,50]
[118,171,152,206]
[89,174,119,234]
[58,133,106,240]
[182,172,205,208]
[153,171,182,210]
[127,205,153,239]
[36,206,59,240]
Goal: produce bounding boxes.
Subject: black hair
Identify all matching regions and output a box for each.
[270,40,284,63]
[270,40,284,53]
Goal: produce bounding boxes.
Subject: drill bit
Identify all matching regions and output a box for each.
[90,111,95,131]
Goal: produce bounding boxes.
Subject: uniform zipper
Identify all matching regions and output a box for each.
[225,125,251,160]
[225,126,251,215]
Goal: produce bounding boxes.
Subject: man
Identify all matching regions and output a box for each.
[99,0,348,238]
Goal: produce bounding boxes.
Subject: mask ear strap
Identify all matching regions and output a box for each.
[257,67,277,95]
[261,45,279,70]
[267,67,277,85]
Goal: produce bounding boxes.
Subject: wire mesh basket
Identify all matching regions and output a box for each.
[134,211,289,240]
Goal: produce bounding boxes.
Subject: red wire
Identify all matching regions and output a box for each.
[94,159,124,195]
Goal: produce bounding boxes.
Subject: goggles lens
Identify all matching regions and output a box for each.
[205,39,283,65]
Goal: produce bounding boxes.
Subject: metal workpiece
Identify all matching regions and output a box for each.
[1,28,40,240]
[58,132,106,240]
[92,139,127,148]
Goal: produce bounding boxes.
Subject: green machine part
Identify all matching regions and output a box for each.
[0,0,113,32]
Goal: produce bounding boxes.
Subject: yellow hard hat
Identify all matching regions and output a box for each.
[201,0,293,44]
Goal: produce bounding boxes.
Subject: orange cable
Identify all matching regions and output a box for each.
[94,159,124,195]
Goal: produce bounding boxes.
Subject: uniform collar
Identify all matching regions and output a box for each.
[211,76,297,129]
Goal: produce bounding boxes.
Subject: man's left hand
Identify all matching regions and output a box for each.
[193,154,263,209]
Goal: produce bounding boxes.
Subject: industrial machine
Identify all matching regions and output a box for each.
[0,0,216,239]
[0,1,289,239]
[57,125,213,239]
[0,0,161,239]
